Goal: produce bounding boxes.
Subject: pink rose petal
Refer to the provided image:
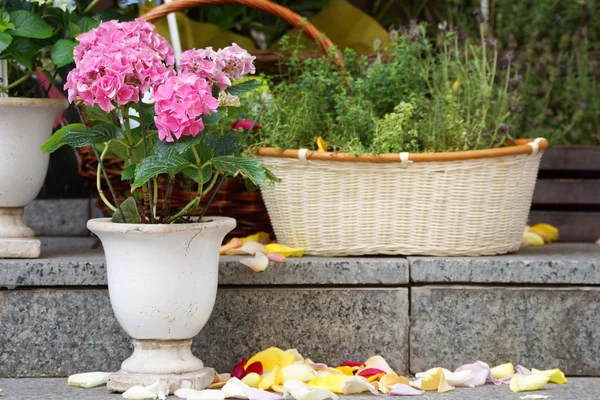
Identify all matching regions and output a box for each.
[266,253,286,263]
[246,388,283,400]
[389,384,423,396]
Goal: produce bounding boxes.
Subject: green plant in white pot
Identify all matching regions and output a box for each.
[40,18,271,393]
[0,0,108,257]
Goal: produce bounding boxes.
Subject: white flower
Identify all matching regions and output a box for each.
[27,0,52,5]
[53,0,76,12]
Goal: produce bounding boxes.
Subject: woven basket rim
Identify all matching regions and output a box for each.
[256,138,549,163]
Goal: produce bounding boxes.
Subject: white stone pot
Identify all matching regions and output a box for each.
[0,97,68,258]
[87,217,236,393]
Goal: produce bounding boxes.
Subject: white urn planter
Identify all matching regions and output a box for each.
[0,97,68,258]
[87,217,236,394]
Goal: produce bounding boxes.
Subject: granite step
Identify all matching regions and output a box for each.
[0,377,598,400]
[0,238,599,378]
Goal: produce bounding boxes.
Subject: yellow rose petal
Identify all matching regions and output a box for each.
[316,136,328,152]
[491,363,515,379]
[379,373,410,390]
[420,368,443,391]
[437,372,454,394]
[336,366,354,376]
[532,368,567,384]
[510,375,549,392]
[282,364,316,382]
[307,375,350,393]
[247,347,295,371]
[367,374,385,382]
[241,372,262,388]
[264,244,305,257]
[529,224,559,243]
[320,367,345,375]
[523,231,545,247]
[243,232,271,244]
[259,365,283,390]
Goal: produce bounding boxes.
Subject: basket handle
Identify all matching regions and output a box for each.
[141,0,339,60]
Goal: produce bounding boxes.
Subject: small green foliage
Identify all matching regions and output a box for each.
[111,197,142,224]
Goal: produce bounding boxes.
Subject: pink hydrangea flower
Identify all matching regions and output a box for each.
[215,43,256,80]
[153,73,219,142]
[65,19,175,112]
[179,43,255,92]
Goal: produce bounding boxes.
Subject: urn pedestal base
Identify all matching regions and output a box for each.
[107,339,215,394]
[0,208,40,258]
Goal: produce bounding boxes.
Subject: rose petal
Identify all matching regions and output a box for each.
[517,366,533,376]
[266,253,286,263]
[188,390,227,400]
[335,366,354,376]
[341,376,378,395]
[222,378,250,399]
[283,380,338,400]
[519,395,549,399]
[531,368,567,384]
[67,372,110,388]
[246,388,284,400]
[122,386,158,400]
[389,384,423,396]
[364,356,395,375]
[247,348,295,372]
[259,365,283,389]
[242,232,271,244]
[220,238,243,255]
[226,241,267,256]
[491,363,515,379]
[241,253,269,272]
[241,373,262,388]
[285,349,304,362]
[380,373,410,390]
[145,381,168,400]
[310,363,328,371]
[264,244,305,257]
[339,362,363,368]
[510,375,549,392]
[175,388,204,399]
[454,361,491,387]
[307,375,350,393]
[367,374,385,383]
[358,368,387,377]
[282,364,316,382]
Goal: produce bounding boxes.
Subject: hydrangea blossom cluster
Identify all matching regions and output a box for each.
[155,43,255,142]
[65,19,175,112]
[65,20,256,142]
[153,73,219,142]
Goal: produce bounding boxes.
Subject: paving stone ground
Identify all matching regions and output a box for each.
[0,378,598,400]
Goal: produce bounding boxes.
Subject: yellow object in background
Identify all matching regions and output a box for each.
[317,136,328,152]
[272,0,389,53]
[529,224,559,242]
[139,3,255,51]
[265,243,305,257]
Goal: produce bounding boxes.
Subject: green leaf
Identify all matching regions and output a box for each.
[132,154,191,189]
[182,164,212,184]
[63,123,119,147]
[0,31,11,53]
[121,164,136,181]
[202,109,226,127]
[68,21,80,38]
[4,36,39,69]
[78,17,99,34]
[204,133,238,157]
[84,105,114,124]
[0,8,14,33]
[265,167,280,183]
[225,79,261,96]
[51,39,76,68]
[9,10,52,39]
[41,123,86,153]
[153,135,204,159]
[111,197,142,224]
[212,156,267,186]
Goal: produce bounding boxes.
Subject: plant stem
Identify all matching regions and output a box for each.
[138,99,154,223]
[83,0,101,13]
[159,175,175,223]
[95,145,117,212]
[199,105,265,221]
[167,197,199,224]
[75,107,126,221]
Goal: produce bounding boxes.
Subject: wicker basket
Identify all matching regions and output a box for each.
[256,138,549,256]
[79,0,338,237]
